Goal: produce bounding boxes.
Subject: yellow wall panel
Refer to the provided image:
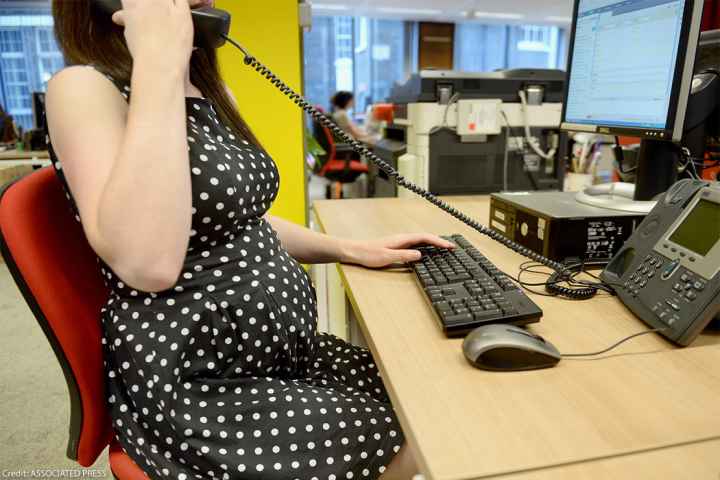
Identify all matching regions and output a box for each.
[217,0,306,226]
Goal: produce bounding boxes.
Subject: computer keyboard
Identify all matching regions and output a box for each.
[412,234,543,337]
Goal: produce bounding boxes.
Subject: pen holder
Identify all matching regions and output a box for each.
[564,172,594,192]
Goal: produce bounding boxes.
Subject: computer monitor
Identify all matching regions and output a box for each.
[562,0,703,141]
[561,0,706,203]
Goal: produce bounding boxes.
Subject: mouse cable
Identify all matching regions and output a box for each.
[560,328,668,357]
[223,35,584,282]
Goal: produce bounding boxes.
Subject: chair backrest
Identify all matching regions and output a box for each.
[311,106,337,168]
[0,168,112,467]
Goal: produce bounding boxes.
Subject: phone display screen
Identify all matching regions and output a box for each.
[669,199,720,256]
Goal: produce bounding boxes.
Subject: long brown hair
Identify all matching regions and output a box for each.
[51,0,258,144]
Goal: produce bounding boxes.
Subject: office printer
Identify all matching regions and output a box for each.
[384,69,566,196]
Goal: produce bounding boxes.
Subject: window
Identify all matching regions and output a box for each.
[455,23,567,72]
[0,7,64,132]
[453,24,509,72]
[353,18,407,114]
[305,17,567,115]
[304,16,411,116]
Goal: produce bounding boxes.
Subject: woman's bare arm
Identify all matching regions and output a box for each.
[47,63,191,292]
[46,0,195,292]
[265,214,454,267]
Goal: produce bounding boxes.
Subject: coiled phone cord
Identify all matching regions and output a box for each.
[224,35,600,298]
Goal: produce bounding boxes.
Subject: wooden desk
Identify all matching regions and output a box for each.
[312,196,720,480]
[0,149,51,167]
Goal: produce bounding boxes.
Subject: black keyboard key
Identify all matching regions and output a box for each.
[472,310,501,321]
[443,313,473,324]
[447,273,471,282]
[433,301,451,312]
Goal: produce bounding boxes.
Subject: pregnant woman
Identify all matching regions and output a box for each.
[47,0,452,479]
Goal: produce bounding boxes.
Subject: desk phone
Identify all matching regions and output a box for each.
[602,180,720,345]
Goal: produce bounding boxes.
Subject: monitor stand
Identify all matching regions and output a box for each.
[575,139,680,214]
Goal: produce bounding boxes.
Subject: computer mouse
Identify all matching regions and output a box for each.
[462,324,561,371]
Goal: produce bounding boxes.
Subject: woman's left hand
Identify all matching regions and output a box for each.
[341,233,455,269]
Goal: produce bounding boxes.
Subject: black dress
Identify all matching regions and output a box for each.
[49,67,404,480]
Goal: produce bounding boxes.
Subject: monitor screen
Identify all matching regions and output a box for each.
[669,199,720,256]
[564,0,688,131]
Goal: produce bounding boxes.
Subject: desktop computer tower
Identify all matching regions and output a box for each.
[490,191,646,262]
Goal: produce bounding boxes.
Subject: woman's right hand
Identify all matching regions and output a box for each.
[111,0,194,72]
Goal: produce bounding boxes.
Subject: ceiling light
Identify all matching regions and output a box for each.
[312,3,350,11]
[377,7,443,15]
[473,11,526,20]
[545,16,572,23]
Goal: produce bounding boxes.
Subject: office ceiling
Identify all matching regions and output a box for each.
[311,0,574,26]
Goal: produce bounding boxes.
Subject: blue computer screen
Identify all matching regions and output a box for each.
[564,0,687,130]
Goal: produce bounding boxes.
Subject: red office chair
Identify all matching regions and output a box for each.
[0,167,147,480]
[312,108,369,199]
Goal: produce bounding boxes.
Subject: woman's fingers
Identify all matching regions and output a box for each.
[387,233,454,250]
[173,0,191,13]
[381,233,427,249]
[386,248,422,265]
[111,10,125,26]
[412,233,454,249]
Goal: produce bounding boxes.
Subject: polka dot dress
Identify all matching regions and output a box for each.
[48,68,405,480]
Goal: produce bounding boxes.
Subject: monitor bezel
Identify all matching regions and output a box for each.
[560,0,703,142]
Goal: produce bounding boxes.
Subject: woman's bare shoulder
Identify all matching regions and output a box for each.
[48,65,124,105]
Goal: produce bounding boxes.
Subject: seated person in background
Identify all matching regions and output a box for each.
[331,91,378,145]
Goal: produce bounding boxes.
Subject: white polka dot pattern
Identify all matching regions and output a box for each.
[47,68,404,480]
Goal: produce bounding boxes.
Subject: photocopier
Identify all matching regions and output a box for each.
[375,69,567,196]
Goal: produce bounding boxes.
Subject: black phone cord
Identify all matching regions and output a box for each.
[224,36,581,282]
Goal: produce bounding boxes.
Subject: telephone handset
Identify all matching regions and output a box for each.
[91,0,590,294]
[93,0,231,49]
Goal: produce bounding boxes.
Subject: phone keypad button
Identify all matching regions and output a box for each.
[665,299,680,311]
